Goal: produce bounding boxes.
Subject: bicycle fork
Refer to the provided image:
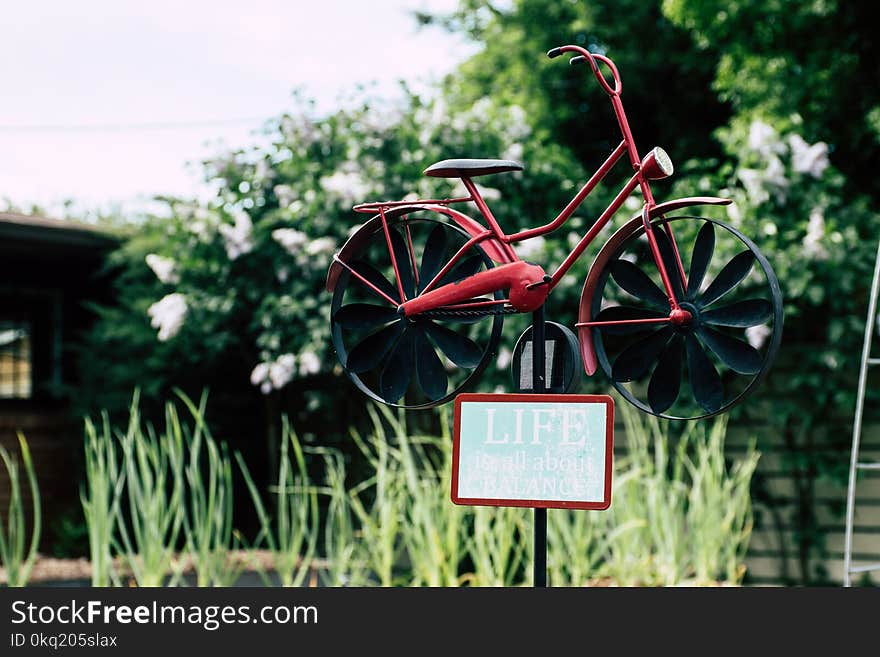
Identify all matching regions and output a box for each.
[640,206,691,322]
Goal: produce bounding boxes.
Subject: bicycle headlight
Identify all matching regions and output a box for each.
[641,147,674,180]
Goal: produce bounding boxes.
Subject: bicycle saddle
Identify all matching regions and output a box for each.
[424,158,523,178]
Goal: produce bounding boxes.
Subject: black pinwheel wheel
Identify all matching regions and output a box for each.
[330,214,504,409]
[591,216,783,420]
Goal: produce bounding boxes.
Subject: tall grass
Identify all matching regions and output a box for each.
[464,506,528,586]
[604,404,759,586]
[316,445,362,586]
[174,393,243,587]
[81,414,124,586]
[238,416,318,587]
[114,396,185,586]
[384,407,466,587]
[81,392,239,587]
[684,416,759,585]
[0,433,41,587]
[347,409,404,586]
[73,393,759,587]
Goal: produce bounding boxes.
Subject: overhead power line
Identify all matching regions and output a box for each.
[0,116,271,133]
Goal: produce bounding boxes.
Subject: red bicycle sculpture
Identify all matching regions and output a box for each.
[326,44,783,420]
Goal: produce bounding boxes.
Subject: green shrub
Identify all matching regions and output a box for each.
[0,433,41,587]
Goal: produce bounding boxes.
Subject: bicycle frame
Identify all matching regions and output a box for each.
[334,45,726,332]
[327,44,778,419]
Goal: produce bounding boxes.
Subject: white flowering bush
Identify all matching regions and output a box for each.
[666,115,877,432]
[74,89,587,422]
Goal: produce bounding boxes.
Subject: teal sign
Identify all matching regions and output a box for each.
[452,393,614,510]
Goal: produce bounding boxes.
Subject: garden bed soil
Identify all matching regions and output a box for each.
[0,550,310,587]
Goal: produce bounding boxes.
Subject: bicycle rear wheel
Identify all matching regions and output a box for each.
[330,212,505,409]
[588,215,783,420]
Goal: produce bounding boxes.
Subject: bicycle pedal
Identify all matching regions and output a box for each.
[525,275,553,290]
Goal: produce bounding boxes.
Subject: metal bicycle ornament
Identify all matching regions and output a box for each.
[326,44,783,421]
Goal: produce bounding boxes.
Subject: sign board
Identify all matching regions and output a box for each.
[452,393,614,510]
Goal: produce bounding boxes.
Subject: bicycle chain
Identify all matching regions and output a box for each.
[420,306,519,319]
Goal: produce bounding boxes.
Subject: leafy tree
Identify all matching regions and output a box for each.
[420,0,731,174]
[662,0,880,202]
[659,0,879,585]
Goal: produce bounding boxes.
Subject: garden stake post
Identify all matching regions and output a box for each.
[532,303,548,588]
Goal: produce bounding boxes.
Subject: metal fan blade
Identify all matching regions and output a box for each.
[423,321,483,368]
[350,259,400,302]
[379,329,414,403]
[609,259,669,309]
[611,326,674,382]
[695,325,762,375]
[686,333,724,413]
[654,226,685,300]
[698,250,755,308]
[647,334,684,414]
[437,255,483,287]
[593,305,667,334]
[334,303,400,331]
[418,223,448,292]
[687,222,715,298]
[701,299,773,328]
[414,329,448,400]
[345,321,405,373]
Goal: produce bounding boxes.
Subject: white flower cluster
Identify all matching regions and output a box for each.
[187,207,215,242]
[789,134,830,178]
[802,207,829,260]
[147,293,188,341]
[738,120,829,206]
[747,121,786,158]
[218,210,254,260]
[145,254,179,284]
[250,351,321,394]
[320,169,370,205]
[272,228,308,253]
[272,228,336,267]
[738,120,834,260]
[414,98,531,157]
[474,183,501,201]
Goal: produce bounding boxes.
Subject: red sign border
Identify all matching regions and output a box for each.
[451,393,614,510]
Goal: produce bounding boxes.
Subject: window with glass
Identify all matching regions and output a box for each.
[0,320,32,398]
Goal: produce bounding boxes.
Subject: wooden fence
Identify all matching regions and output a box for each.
[607,415,879,586]
[732,422,880,586]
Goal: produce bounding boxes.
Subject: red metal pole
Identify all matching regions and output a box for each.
[378,206,407,303]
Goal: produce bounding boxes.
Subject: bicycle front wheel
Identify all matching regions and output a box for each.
[587,215,783,420]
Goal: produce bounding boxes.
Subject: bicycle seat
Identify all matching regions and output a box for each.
[424,158,523,178]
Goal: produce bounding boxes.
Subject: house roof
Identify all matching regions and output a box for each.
[0,212,118,251]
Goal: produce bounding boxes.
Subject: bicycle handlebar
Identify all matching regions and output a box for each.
[547,45,622,96]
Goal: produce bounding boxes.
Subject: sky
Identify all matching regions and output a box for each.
[0,0,475,219]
